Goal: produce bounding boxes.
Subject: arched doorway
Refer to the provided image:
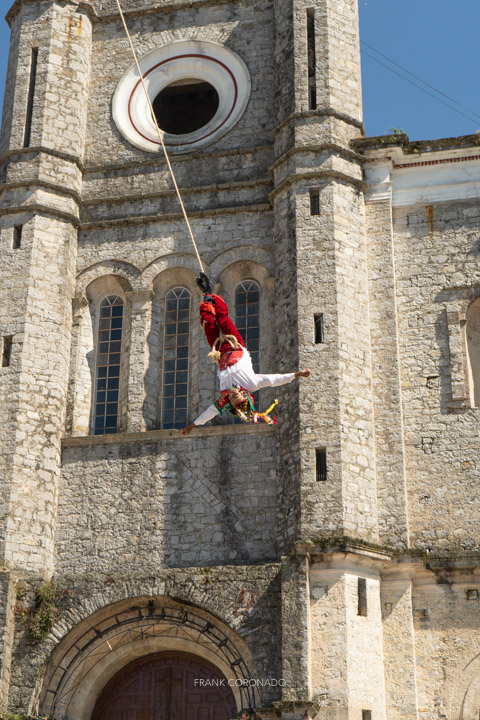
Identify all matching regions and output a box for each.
[92,651,238,720]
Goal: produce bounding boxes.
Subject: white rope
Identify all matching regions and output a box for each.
[115,0,205,274]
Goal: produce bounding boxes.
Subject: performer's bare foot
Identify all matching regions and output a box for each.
[182,423,195,435]
[295,369,311,378]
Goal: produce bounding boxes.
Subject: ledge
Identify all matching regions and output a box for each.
[269,169,366,201]
[0,203,79,225]
[6,0,96,25]
[295,536,393,565]
[79,202,271,229]
[352,132,480,155]
[0,145,84,173]
[82,177,271,208]
[269,142,364,174]
[273,108,365,139]
[94,0,238,22]
[62,422,274,447]
[84,143,271,175]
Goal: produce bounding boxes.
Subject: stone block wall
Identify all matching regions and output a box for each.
[392,198,480,552]
[57,428,278,572]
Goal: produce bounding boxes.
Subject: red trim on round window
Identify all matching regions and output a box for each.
[128,54,239,147]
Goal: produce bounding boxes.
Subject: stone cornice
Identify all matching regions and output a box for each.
[92,0,235,22]
[269,169,366,201]
[83,144,272,175]
[79,202,271,230]
[0,180,82,206]
[0,145,84,173]
[268,143,364,175]
[0,203,79,225]
[353,132,480,156]
[6,0,96,27]
[82,177,271,208]
[62,422,274,447]
[295,538,393,566]
[273,108,365,140]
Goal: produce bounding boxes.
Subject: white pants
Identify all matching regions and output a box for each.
[218,348,295,392]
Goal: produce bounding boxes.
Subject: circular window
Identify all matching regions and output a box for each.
[112,40,251,154]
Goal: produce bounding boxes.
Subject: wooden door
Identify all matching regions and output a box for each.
[92,651,238,720]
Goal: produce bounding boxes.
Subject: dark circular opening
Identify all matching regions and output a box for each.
[153,78,220,135]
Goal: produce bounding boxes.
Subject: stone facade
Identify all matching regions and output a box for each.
[1,0,480,718]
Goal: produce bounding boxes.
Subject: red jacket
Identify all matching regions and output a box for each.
[199,294,245,359]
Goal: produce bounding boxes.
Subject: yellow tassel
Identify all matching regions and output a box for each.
[208,349,221,363]
[264,399,279,415]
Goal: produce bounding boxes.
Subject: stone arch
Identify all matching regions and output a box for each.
[461,673,480,720]
[445,649,480,720]
[68,273,134,437]
[39,595,257,720]
[209,245,274,284]
[76,259,141,297]
[141,252,203,292]
[466,296,480,407]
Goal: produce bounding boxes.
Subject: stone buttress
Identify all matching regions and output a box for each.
[0,0,92,705]
[272,0,386,715]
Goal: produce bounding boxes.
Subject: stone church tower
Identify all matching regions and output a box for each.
[2,0,480,717]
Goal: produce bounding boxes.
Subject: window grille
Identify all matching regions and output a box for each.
[310,189,320,216]
[13,225,22,249]
[314,313,324,343]
[93,296,123,435]
[2,336,13,367]
[358,578,368,617]
[316,448,327,481]
[162,287,190,429]
[235,281,260,372]
[362,711,372,720]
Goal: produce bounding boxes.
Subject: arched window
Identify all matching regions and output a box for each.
[235,280,260,371]
[466,297,480,407]
[162,287,191,429]
[93,295,124,435]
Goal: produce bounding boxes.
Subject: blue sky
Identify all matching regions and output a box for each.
[0,0,479,142]
[359,0,480,140]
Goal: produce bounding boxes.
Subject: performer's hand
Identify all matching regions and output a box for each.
[295,369,311,378]
[182,423,195,435]
[199,301,216,316]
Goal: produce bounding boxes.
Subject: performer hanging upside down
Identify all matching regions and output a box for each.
[182,274,311,434]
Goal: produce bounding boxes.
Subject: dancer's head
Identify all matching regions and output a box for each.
[228,386,255,423]
[228,386,247,407]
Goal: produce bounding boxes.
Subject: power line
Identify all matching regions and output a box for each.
[361,48,480,127]
[361,40,480,125]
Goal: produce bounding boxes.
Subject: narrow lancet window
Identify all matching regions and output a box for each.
[316,448,327,481]
[466,297,480,407]
[358,577,368,616]
[93,296,123,435]
[13,225,22,249]
[306,9,317,110]
[162,287,190,429]
[24,47,39,148]
[310,188,320,215]
[2,336,13,367]
[314,314,324,343]
[235,281,260,372]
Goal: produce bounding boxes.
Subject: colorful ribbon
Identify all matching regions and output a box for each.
[254,399,278,425]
